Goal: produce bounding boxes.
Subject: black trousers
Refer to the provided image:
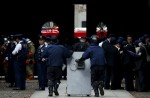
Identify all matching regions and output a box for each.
[62,67,67,79]
[47,66,62,83]
[91,66,105,85]
[135,69,146,91]
[105,65,122,89]
[123,64,134,91]
[145,62,150,91]
[14,61,26,89]
[7,60,15,84]
[37,62,47,89]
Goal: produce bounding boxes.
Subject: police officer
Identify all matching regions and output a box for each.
[12,34,26,90]
[76,35,106,97]
[122,35,135,91]
[73,37,88,51]
[35,35,47,90]
[5,35,16,87]
[102,34,115,48]
[42,36,73,96]
[138,34,150,91]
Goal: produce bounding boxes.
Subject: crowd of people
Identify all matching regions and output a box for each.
[0,33,150,97]
[0,35,35,87]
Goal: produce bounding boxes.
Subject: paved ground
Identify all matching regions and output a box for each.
[0,80,38,98]
[130,91,150,98]
[0,79,150,98]
[31,80,135,98]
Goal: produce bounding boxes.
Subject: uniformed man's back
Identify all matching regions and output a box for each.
[46,44,67,67]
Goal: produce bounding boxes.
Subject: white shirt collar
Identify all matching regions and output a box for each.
[40,44,44,48]
[115,45,120,51]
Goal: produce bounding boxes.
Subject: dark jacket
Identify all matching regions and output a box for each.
[35,44,47,63]
[44,44,73,67]
[122,44,136,65]
[73,42,88,51]
[81,43,106,67]
[135,45,150,70]
[104,44,120,66]
[6,43,16,61]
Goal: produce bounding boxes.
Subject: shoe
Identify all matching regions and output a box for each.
[95,93,99,97]
[48,86,53,96]
[93,81,100,97]
[54,84,59,96]
[98,81,104,96]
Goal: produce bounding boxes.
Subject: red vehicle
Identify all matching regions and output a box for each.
[41,26,59,37]
[74,28,107,39]
[41,27,107,39]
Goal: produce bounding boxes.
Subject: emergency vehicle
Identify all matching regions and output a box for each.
[41,27,107,38]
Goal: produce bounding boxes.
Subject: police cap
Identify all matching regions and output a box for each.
[143,34,150,40]
[8,35,15,40]
[110,37,117,45]
[46,36,51,41]
[38,35,46,40]
[90,35,99,43]
[117,37,125,44]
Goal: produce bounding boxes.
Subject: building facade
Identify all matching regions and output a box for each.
[74,4,86,28]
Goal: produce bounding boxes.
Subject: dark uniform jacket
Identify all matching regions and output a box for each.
[81,43,106,67]
[44,44,73,67]
[35,44,47,63]
[122,44,136,66]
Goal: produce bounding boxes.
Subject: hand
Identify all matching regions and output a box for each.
[26,60,29,65]
[28,52,33,57]
[75,59,80,63]
[5,57,8,61]
[42,58,46,62]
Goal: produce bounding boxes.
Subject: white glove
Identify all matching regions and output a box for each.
[42,58,46,62]
[120,51,123,54]
[62,64,66,71]
[5,57,8,61]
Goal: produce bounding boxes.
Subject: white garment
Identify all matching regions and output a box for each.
[99,42,103,47]
[45,42,48,47]
[12,41,22,55]
[40,44,44,48]
[115,45,120,51]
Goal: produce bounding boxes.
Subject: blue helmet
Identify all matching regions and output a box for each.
[110,37,117,45]
[117,37,125,44]
[90,35,99,44]
[122,41,127,46]
[134,40,141,47]
[143,34,150,40]
[46,37,51,41]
